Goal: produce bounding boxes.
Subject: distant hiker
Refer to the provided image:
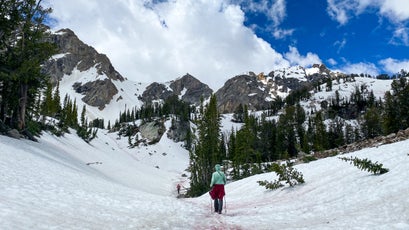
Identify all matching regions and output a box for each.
[209,164,226,214]
[176,184,181,194]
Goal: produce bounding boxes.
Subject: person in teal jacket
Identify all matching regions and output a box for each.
[209,164,226,214]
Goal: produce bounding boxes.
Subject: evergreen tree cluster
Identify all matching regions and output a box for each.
[0,0,56,135]
[114,95,192,129]
[188,95,223,197]
[41,85,98,142]
[0,0,98,142]
[228,103,308,180]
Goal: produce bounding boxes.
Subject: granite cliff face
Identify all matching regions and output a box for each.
[215,74,273,113]
[214,65,337,113]
[42,28,123,109]
[141,74,213,105]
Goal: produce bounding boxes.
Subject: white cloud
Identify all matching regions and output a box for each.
[379,0,409,22]
[379,58,409,73]
[284,46,322,67]
[326,0,373,25]
[327,0,409,25]
[269,0,287,27]
[273,28,295,39]
[334,38,347,53]
[234,0,293,39]
[390,26,409,46]
[236,0,286,26]
[340,62,380,76]
[44,0,291,90]
[326,0,409,47]
[327,58,338,66]
[326,0,351,25]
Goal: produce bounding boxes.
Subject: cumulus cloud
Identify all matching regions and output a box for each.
[326,0,351,25]
[44,0,293,90]
[379,58,409,73]
[284,46,322,67]
[340,62,380,76]
[379,0,409,22]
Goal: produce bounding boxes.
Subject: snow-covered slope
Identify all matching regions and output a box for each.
[307,77,393,112]
[59,66,147,124]
[1,126,409,229]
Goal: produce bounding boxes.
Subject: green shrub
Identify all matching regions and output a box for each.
[258,161,305,190]
[302,155,317,163]
[339,156,389,175]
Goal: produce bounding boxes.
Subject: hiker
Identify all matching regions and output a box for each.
[209,164,226,214]
[176,184,181,194]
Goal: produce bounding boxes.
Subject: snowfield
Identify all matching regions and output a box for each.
[1,128,409,229]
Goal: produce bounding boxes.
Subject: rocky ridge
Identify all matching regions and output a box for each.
[42,28,123,109]
[141,74,213,106]
[215,64,337,113]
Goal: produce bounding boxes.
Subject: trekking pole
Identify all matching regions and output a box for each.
[224,196,227,214]
[210,197,212,214]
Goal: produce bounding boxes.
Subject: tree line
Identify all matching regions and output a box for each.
[188,74,409,196]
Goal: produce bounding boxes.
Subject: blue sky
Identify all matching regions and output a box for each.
[239,0,409,75]
[45,0,409,90]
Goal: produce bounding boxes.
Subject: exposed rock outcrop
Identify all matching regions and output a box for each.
[139,120,166,144]
[72,79,118,110]
[167,119,190,143]
[141,73,212,106]
[215,65,334,113]
[169,74,213,105]
[42,28,123,109]
[215,74,273,113]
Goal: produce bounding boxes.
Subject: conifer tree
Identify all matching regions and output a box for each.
[312,111,327,151]
[362,106,382,139]
[0,0,56,131]
[234,123,254,178]
[259,116,278,161]
[188,94,222,197]
[382,91,400,134]
[277,106,298,158]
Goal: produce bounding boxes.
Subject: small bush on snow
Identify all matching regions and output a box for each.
[339,156,389,175]
[258,161,305,190]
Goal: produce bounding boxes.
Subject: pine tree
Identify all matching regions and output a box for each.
[41,81,53,117]
[258,116,278,161]
[232,103,245,122]
[188,94,222,197]
[382,91,400,134]
[312,111,327,151]
[277,106,298,158]
[234,123,254,178]
[0,0,56,132]
[362,106,382,139]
